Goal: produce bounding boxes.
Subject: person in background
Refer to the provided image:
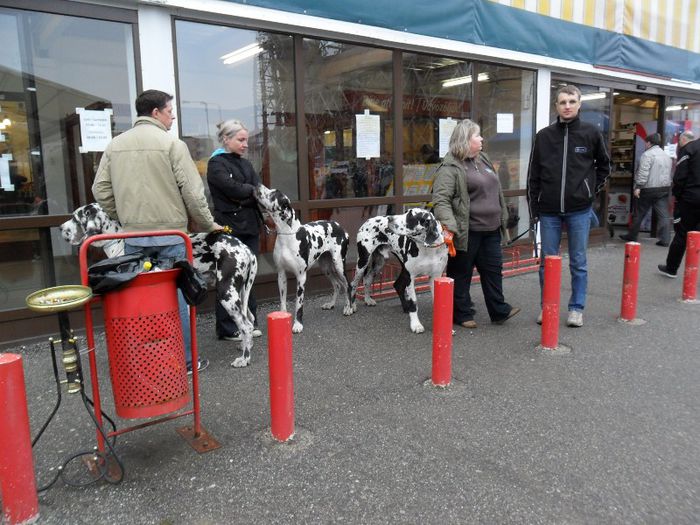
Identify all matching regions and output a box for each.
[658,131,700,278]
[527,84,610,328]
[207,119,262,341]
[93,89,220,373]
[432,119,520,330]
[619,133,673,246]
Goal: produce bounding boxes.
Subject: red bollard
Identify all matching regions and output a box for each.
[267,312,294,442]
[541,256,562,349]
[432,277,454,387]
[0,354,39,525]
[682,231,700,302]
[620,242,641,321]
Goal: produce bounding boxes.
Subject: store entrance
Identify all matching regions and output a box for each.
[607,91,661,235]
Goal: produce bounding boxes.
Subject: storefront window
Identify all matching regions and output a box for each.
[664,97,700,158]
[401,53,472,197]
[0,6,137,311]
[175,21,298,200]
[304,40,393,200]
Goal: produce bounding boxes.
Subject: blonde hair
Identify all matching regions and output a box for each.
[216,119,248,144]
[448,119,480,160]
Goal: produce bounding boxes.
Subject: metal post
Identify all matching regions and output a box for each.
[0,354,39,525]
[431,277,453,387]
[541,256,562,350]
[620,242,641,321]
[682,231,700,302]
[267,312,294,442]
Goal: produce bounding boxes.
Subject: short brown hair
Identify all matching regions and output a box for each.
[555,85,581,102]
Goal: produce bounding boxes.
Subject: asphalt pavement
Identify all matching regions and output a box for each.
[5,238,700,524]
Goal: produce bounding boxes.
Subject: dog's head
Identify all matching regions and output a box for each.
[405,209,443,247]
[254,184,295,228]
[60,203,123,256]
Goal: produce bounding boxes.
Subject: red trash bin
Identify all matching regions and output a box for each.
[102,268,189,419]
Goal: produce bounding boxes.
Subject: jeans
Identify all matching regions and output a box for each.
[538,207,591,312]
[665,200,700,273]
[124,240,194,367]
[215,232,259,337]
[626,187,671,244]
[446,228,512,323]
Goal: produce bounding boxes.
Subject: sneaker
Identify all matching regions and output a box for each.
[619,234,636,242]
[566,310,583,327]
[218,331,242,342]
[187,358,209,375]
[252,328,262,338]
[655,241,669,247]
[493,307,521,325]
[657,264,677,278]
[459,320,477,329]
[536,310,543,325]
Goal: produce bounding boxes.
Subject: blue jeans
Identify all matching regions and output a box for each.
[539,207,591,312]
[124,240,193,367]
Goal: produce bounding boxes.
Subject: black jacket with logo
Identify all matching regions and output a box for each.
[527,116,610,218]
[672,138,700,205]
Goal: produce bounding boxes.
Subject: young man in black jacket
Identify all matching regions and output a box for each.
[527,85,610,327]
[659,134,700,277]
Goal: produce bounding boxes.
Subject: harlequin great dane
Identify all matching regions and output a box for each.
[254,184,352,334]
[60,203,257,368]
[348,209,448,334]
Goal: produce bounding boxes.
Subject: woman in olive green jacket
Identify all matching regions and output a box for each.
[432,119,520,329]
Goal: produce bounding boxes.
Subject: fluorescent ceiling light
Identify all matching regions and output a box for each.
[220,43,263,65]
[665,105,682,111]
[580,92,607,101]
[442,72,490,88]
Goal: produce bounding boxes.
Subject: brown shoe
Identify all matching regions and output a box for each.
[459,320,477,329]
[493,307,521,325]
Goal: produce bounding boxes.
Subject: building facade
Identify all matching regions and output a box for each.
[1,0,699,343]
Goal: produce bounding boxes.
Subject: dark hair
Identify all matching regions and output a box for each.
[646,133,662,147]
[135,90,173,117]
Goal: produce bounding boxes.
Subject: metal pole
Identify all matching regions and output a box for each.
[431,277,453,387]
[267,311,294,442]
[0,354,39,525]
[682,231,700,302]
[620,242,641,321]
[541,255,562,350]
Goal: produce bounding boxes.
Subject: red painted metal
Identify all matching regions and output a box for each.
[79,230,202,451]
[267,311,295,441]
[0,354,39,525]
[431,278,453,386]
[682,231,700,301]
[541,256,562,349]
[620,242,641,320]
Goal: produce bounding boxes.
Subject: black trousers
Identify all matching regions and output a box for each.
[446,229,512,324]
[216,232,259,337]
[626,187,671,243]
[665,200,700,273]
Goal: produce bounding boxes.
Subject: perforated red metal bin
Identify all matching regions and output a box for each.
[101,269,189,419]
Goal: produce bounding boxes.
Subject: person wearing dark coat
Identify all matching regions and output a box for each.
[207,119,262,340]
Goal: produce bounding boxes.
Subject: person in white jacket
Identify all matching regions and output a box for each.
[619,133,673,246]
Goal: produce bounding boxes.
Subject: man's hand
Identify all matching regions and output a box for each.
[633,188,641,198]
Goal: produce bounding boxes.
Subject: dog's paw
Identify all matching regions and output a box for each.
[343,304,354,316]
[410,322,425,334]
[292,322,304,333]
[230,355,250,368]
[364,297,377,307]
[321,301,335,310]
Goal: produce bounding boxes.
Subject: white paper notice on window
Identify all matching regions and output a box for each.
[664,143,677,159]
[355,110,380,159]
[0,154,13,191]
[439,118,457,158]
[77,108,113,153]
[496,113,514,134]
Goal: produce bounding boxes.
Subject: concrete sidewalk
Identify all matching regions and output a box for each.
[6,239,700,524]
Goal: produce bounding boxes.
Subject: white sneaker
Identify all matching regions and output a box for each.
[536,310,543,325]
[566,310,583,327]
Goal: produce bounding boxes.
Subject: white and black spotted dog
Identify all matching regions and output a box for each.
[254,184,352,334]
[348,209,448,334]
[60,203,258,368]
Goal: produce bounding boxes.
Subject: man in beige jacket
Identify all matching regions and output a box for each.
[93,89,221,373]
